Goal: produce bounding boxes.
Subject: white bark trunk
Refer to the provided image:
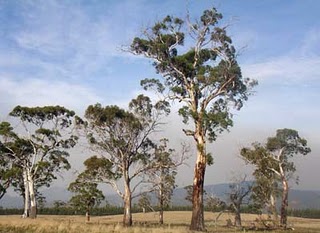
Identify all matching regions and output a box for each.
[123,169,132,227]
[22,168,29,218]
[27,169,37,219]
[270,193,278,224]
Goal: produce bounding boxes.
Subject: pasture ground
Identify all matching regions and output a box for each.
[0,211,320,232]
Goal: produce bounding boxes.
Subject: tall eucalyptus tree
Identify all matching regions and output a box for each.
[130,7,257,230]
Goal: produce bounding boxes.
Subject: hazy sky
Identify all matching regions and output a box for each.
[0,0,319,191]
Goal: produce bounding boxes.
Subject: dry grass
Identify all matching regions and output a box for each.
[0,211,320,233]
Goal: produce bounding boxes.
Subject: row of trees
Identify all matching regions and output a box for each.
[0,6,311,231]
[0,109,311,229]
[0,103,311,227]
[68,96,187,225]
[0,95,185,226]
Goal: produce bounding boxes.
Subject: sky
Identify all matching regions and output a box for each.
[0,0,319,192]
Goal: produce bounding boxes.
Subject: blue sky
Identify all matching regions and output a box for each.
[0,0,319,190]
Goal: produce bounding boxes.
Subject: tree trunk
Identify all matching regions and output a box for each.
[190,134,206,231]
[280,179,289,228]
[27,170,37,219]
[159,180,164,224]
[22,168,30,218]
[270,193,279,225]
[234,208,242,227]
[123,178,132,227]
[86,210,90,222]
[159,208,164,225]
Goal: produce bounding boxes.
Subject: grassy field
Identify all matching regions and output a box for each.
[0,211,320,233]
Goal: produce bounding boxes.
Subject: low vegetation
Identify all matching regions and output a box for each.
[0,211,320,233]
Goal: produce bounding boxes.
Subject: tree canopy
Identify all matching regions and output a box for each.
[76,95,170,226]
[0,105,78,218]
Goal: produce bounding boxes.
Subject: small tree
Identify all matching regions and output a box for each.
[137,193,152,213]
[130,7,257,231]
[77,95,169,227]
[205,194,227,227]
[147,138,188,224]
[227,175,252,227]
[206,195,226,212]
[241,129,311,228]
[53,200,67,209]
[0,106,78,218]
[68,174,104,222]
[251,163,280,224]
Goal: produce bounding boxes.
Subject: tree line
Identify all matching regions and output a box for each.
[0,6,311,232]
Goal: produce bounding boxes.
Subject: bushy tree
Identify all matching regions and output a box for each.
[227,176,252,227]
[147,138,187,224]
[130,7,257,231]
[241,129,311,228]
[137,193,152,213]
[68,174,104,222]
[206,195,226,212]
[76,95,169,227]
[0,106,78,218]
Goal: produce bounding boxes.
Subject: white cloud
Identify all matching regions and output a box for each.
[242,26,320,85]
[242,55,320,85]
[8,1,126,83]
[0,77,102,117]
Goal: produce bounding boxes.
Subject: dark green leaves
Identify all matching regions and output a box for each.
[83,156,119,180]
[141,78,165,93]
[10,105,75,128]
[0,105,78,199]
[266,128,311,157]
[130,7,257,142]
[240,129,311,214]
[68,174,105,211]
[200,8,222,26]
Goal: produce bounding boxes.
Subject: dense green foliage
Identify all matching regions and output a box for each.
[0,106,78,218]
[76,95,170,226]
[68,174,105,217]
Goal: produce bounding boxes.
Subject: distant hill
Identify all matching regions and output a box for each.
[1,183,320,209]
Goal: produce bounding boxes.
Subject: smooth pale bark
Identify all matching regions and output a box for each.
[123,173,132,227]
[278,160,288,228]
[280,179,289,228]
[86,210,90,222]
[22,168,30,218]
[190,132,206,231]
[234,209,241,227]
[270,193,279,224]
[27,169,37,219]
[159,185,164,224]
